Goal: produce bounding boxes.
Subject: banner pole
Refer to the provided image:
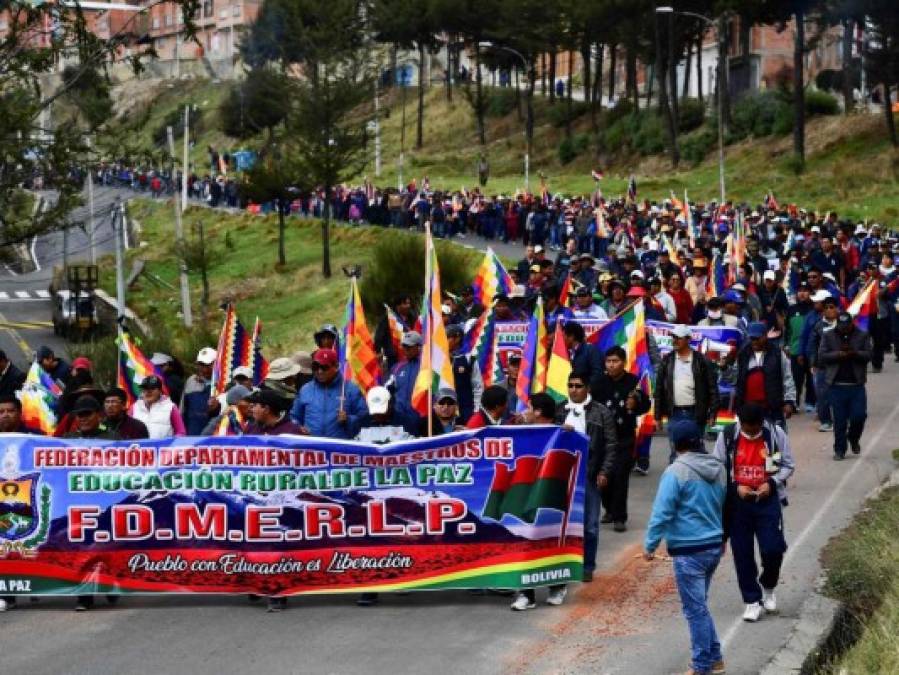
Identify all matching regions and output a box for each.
[558,450,579,549]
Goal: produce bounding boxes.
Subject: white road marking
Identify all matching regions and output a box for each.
[30,235,41,271]
[35,289,50,298]
[720,395,899,650]
[0,292,8,299]
[14,291,30,299]
[2,263,18,276]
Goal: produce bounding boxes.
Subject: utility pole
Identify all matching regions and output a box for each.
[86,136,96,264]
[374,78,382,179]
[113,201,125,318]
[182,106,189,213]
[62,225,69,280]
[168,126,194,327]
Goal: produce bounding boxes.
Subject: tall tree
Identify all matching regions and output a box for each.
[853,0,899,145]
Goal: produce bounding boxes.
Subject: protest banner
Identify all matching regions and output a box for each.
[0,427,587,596]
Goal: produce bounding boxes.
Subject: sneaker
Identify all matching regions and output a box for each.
[819,422,833,432]
[833,453,845,461]
[356,593,379,607]
[850,440,861,455]
[762,588,777,613]
[0,598,12,612]
[804,404,816,414]
[74,599,91,612]
[613,521,628,533]
[583,570,594,582]
[633,458,650,476]
[872,366,882,373]
[711,660,727,674]
[742,602,763,622]
[546,586,568,606]
[510,592,536,611]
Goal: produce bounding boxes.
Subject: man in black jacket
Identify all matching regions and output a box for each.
[654,324,719,462]
[818,312,872,460]
[592,346,651,532]
[562,321,604,392]
[0,350,26,397]
[554,371,617,582]
[734,322,796,428]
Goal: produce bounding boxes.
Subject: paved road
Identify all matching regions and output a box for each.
[2,190,898,674]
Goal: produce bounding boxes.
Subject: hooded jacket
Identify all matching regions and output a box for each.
[644,452,726,556]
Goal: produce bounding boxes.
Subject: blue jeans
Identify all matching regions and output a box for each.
[829,384,867,457]
[814,370,831,424]
[583,480,601,573]
[673,549,723,675]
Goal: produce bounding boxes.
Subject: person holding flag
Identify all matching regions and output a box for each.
[445,324,482,424]
[290,349,366,440]
[181,348,219,436]
[555,371,618,582]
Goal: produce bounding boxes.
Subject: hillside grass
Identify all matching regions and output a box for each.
[107,77,899,224]
[816,466,899,674]
[99,199,480,361]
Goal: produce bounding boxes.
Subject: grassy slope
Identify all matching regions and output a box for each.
[110,78,899,223]
[818,460,899,674]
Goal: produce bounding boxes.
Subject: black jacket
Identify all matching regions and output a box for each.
[591,372,651,441]
[571,342,604,392]
[654,350,719,426]
[0,362,26,398]
[554,400,618,481]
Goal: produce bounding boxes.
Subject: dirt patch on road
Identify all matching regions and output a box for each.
[503,544,680,674]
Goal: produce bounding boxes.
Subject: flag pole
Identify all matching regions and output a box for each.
[558,450,579,549]
[425,223,434,438]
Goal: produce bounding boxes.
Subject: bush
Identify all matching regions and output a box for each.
[547,100,590,128]
[680,127,717,165]
[633,112,666,155]
[678,98,707,133]
[361,233,480,319]
[731,91,791,139]
[772,104,794,135]
[152,107,205,148]
[557,133,590,164]
[485,89,518,118]
[806,89,840,116]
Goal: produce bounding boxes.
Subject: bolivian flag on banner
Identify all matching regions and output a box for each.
[482,450,579,523]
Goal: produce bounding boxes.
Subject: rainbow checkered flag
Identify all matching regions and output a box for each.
[20,362,59,434]
[341,277,381,395]
[515,296,547,413]
[471,247,514,308]
[117,329,169,407]
[411,230,455,417]
[212,303,254,396]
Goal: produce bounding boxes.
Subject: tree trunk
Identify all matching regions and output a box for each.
[608,45,617,103]
[277,198,286,266]
[883,82,898,147]
[417,43,425,149]
[527,64,535,171]
[696,33,703,106]
[682,40,692,100]
[626,44,639,112]
[841,20,852,114]
[445,36,453,103]
[515,67,523,121]
[322,189,332,278]
[549,49,557,103]
[656,11,679,167]
[565,50,574,137]
[474,42,486,146]
[718,20,731,134]
[581,42,594,130]
[541,54,547,96]
[793,9,805,167]
[668,11,679,127]
[592,43,603,127]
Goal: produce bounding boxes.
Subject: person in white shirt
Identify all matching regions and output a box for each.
[650,276,677,322]
[355,386,412,444]
[572,287,609,321]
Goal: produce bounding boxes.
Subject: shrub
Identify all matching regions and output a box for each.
[547,100,590,128]
[361,233,480,319]
[680,127,717,165]
[557,133,590,164]
[677,98,706,133]
[806,89,840,116]
[633,112,666,155]
[773,103,794,135]
[485,89,518,118]
[605,99,634,125]
[730,91,792,139]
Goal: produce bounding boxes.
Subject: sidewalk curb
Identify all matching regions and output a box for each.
[760,466,899,675]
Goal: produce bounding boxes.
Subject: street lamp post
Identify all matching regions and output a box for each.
[657,6,727,205]
[479,42,531,190]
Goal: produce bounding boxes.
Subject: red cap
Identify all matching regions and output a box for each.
[312,349,338,368]
[72,357,93,371]
[626,286,647,298]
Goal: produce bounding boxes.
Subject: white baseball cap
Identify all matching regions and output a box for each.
[366,386,391,415]
[810,290,832,303]
[150,352,173,366]
[671,324,692,339]
[196,347,217,365]
[232,366,254,380]
[763,270,777,281]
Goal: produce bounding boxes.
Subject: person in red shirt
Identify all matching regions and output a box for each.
[465,385,509,429]
[666,272,694,325]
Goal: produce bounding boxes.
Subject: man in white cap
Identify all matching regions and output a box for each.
[758,270,788,333]
[150,352,184,405]
[181,347,219,436]
[355,386,412,444]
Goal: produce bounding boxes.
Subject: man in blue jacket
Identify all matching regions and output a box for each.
[644,419,727,675]
[290,349,366,439]
[387,331,424,434]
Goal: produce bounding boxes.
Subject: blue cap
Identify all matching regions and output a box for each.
[669,419,703,450]
[722,289,744,304]
[747,322,767,339]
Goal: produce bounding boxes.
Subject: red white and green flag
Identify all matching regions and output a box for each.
[482,449,580,524]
